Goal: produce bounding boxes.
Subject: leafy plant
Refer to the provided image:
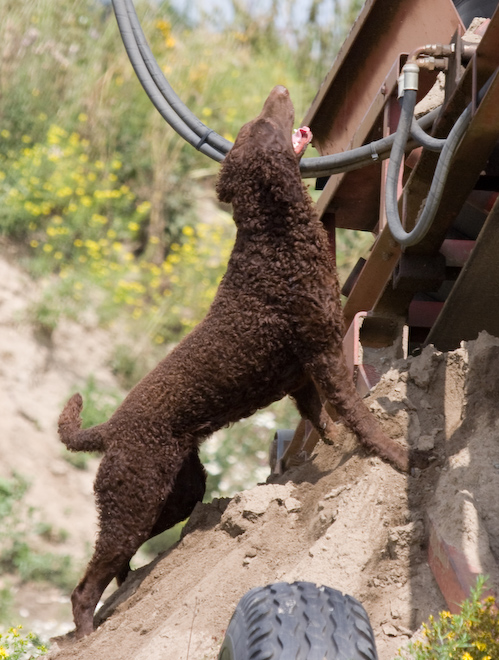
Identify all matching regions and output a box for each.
[398,576,499,660]
[0,626,47,659]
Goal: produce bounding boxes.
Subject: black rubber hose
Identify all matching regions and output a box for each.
[410,118,446,152]
[385,76,494,247]
[299,107,442,178]
[111,0,225,161]
[120,0,232,157]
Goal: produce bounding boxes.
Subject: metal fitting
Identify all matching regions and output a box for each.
[403,62,420,91]
[416,56,448,71]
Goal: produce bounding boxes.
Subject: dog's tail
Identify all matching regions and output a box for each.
[58,393,107,453]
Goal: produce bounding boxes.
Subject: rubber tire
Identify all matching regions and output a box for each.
[218,581,378,660]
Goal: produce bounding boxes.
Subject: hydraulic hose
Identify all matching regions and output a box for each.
[111,0,449,179]
[111,0,226,161]
[299,107,442,178]
[385,64,492,248]
[410,118,446,152]
[120,0,232,157]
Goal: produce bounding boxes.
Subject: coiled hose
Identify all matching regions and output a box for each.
[385,66,492,247]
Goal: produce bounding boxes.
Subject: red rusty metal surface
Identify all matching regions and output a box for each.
[407,300,445,327]
[428,515,496,613]
[303,0,461,154]
[343,225,401,330]
[439,239,475,267]
[426,195,499,350]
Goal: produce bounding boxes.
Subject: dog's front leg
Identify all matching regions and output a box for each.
[305,349,411,472]
[291,378,337,445]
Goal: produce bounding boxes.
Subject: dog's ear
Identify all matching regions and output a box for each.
[216,152,238,204]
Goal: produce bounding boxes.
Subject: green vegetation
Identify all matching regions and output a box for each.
[0,626,47,659]
[0,0,366,344]
[399,576,499,660]
[0,474,76,627]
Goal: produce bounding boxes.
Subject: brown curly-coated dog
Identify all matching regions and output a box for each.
[58,85,410,638]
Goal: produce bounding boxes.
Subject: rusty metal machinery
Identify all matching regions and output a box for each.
[276,0,499,470]
[302,0,499,378]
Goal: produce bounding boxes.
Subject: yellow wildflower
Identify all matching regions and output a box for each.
[136,200,151,214]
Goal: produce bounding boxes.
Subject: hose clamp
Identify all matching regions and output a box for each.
[196,129,214,151]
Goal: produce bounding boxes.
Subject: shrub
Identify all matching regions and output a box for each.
[0,626,47,659]
[399,576,499,660]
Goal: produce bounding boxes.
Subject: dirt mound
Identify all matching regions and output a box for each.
[2,250,499,659]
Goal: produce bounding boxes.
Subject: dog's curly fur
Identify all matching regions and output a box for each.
[58,86,409,638]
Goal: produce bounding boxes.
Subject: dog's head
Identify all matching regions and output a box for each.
[216,86,310,205]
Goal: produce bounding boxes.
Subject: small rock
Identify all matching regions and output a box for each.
[323,485,348,500]
[417,434,435,451]
[284,497,301,513]
[382,623,399,637]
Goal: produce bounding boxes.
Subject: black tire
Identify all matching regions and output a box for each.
[218,581,378,660]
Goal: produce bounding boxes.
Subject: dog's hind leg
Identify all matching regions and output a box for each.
[149,449,206,539]
[115,449,206,588]
[305,349,410,472]
[72,446,188,637]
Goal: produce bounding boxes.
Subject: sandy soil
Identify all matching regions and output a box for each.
[1,248,499,659]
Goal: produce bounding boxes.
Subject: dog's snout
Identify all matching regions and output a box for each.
[259,86,294,128]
